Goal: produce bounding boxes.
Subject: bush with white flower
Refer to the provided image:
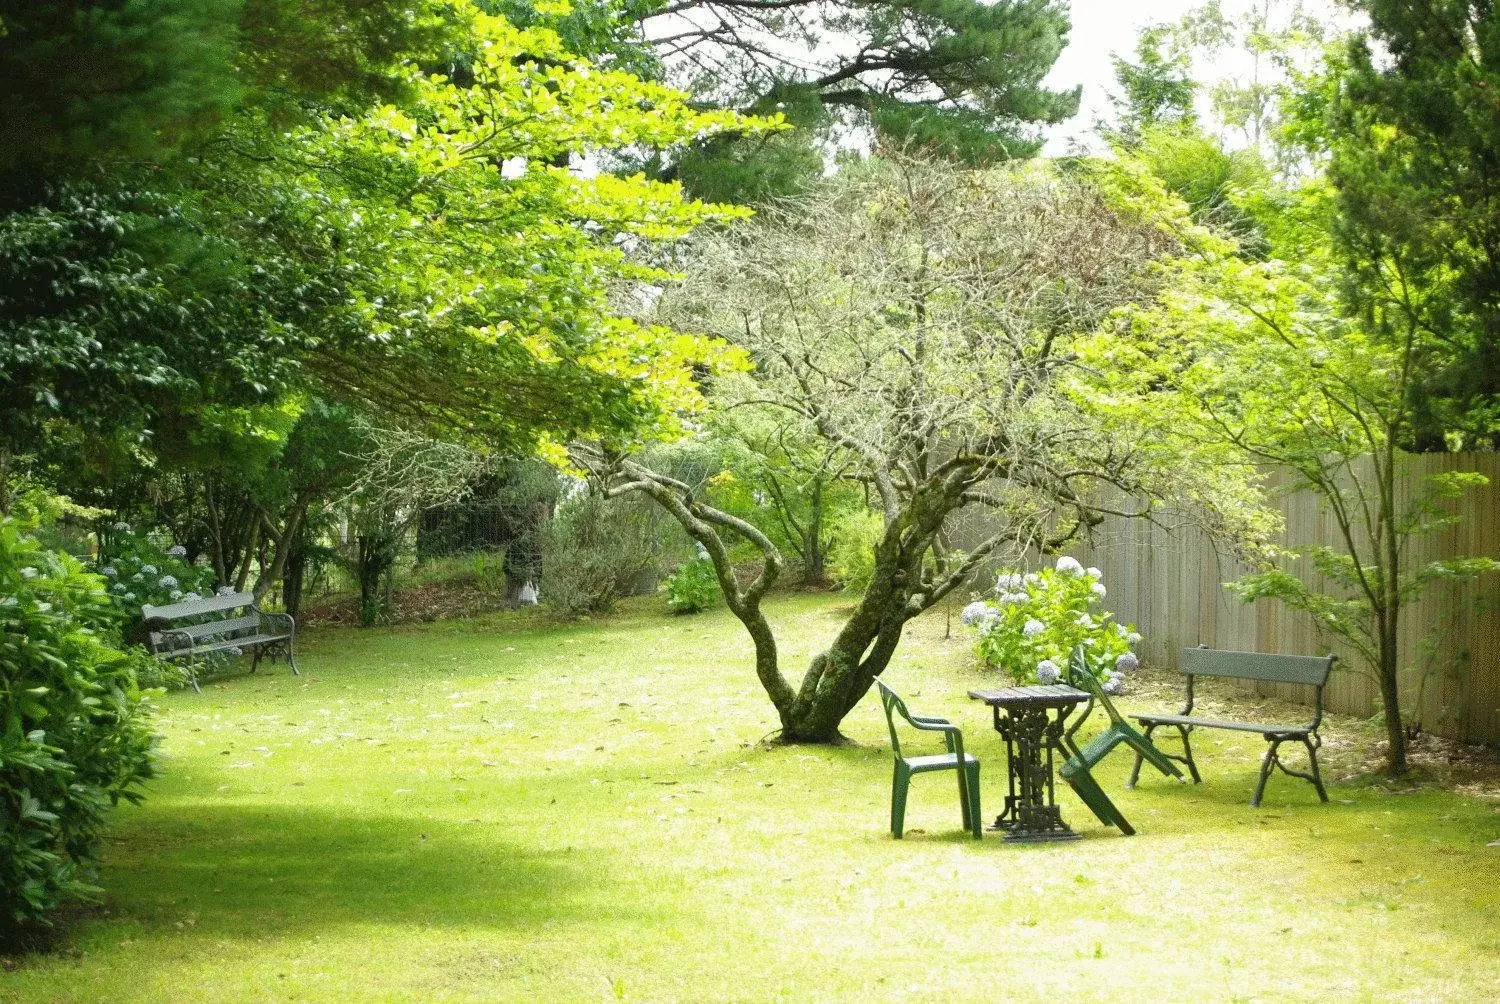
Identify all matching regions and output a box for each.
[94,523,216,626]
[964,557,1143,690]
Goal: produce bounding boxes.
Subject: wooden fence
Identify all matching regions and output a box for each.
[1035,454,1500,744]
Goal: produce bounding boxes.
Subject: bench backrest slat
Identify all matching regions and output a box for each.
[142,592,254,622]
[150,615,262,644]
[1181,648,1334,686]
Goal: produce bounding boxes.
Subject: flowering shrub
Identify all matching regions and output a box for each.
[95,523,216,624]
[664,554,721,614]
[962,557,1142,691]
[1,520,157,936]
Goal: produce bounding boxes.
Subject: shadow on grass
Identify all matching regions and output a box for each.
[95,802,606,945]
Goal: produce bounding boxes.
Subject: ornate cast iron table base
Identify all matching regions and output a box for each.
[968,685,1090,843]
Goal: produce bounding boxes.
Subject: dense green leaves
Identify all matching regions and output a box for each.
[0,521,157,934]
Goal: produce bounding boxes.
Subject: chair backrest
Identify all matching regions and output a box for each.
[1181,648,1335,687]
[1066,646,1126,726]
[874,679,912,758]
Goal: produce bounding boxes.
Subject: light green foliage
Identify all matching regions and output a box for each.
[2,599,1498,995]
[1108,150,1499,771]
[0,521,157,936]
[966,561,1138,687]
[826,509,884,595]
[664,557,720,614]
[1109,24,1197,139]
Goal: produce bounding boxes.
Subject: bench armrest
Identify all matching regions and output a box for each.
[259,611,295,634]
[153,628,195,656]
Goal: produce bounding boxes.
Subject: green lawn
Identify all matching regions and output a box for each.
[5,594,1499,1000]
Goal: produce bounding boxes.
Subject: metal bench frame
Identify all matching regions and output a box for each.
[1127,646,1336,806]
[142,592,298,693]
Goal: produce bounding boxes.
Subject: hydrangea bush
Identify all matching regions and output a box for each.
[94,523,216,624]
[962,556,1142,693]
[1,520,158,936]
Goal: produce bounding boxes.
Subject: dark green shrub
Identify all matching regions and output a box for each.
[1,520,158,938]
[541,492,667,617]
[664,556,721,614]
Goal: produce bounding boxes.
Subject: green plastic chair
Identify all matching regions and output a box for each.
[1059,646,1184,834]
[875,679,982,840]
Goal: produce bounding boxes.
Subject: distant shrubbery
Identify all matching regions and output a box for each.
[664,555,720,614]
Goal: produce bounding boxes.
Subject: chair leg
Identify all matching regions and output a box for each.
[1303,738,1329,802]
[966,762,982,840]
[1252,739,1282,807]
[891,763,910,839]
[956,765,972,831]
[1178,725,1202,783]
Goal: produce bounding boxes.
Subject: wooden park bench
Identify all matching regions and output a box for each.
[141,592,298,693]
[1126,647,1336,806]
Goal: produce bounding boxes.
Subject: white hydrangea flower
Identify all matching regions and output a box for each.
[113,521,131,532]
[1115,651,1139,674]
[1115,622,1129,638]
[20,566,38,579]
[132,573,144,582]
[111,583,127,593]
[167,545,187,557]
[141,564,158,575]
[217,585,236,596]
[694,541,709,560]
[1075,612,1095,629]
[997,591,1027,606]
[159,575,179,589]
[1055,556,1084,576]
[1091,581,1107,600]
[229,646,244,657]
[1086,566,1103,580]
[101,566,117,578]
[1023,572,1041,586]
[1022,618,1046,638]
[1103,674,1125,696]
[995,572,1023,593]
[122,591,136,602]
[961,601,993,627]
[169,590,183,601]
[183,591,202,600]
[1036,659,1061,684]
[1127,632,1142,645]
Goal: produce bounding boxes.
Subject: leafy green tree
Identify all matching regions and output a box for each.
[1114,167,1500,775]
[1109,24,1197,140]
[1307,1,1500,449]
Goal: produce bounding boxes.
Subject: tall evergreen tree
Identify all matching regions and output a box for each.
[1320,1,1500,448]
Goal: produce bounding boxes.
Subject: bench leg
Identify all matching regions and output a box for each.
[1252,739,1283,807]
[250,646,263,674]
[186,656,201,694]
[1177,725,1202,784]
[285,635,300,676]
[1303,737,1329,802]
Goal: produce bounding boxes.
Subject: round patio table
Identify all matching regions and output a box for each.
[967,684,1090,842]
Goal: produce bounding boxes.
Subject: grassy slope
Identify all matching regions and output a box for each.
[4,594,1499,1001]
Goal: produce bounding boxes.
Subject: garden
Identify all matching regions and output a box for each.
[4,0,1500,999]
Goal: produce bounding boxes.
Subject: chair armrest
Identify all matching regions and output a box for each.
[907,720,958,734]
[909,715,952,726]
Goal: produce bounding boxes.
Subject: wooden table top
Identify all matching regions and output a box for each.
[967,684,1089,709]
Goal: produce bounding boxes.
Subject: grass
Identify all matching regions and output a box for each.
[4,593,1499,1000]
